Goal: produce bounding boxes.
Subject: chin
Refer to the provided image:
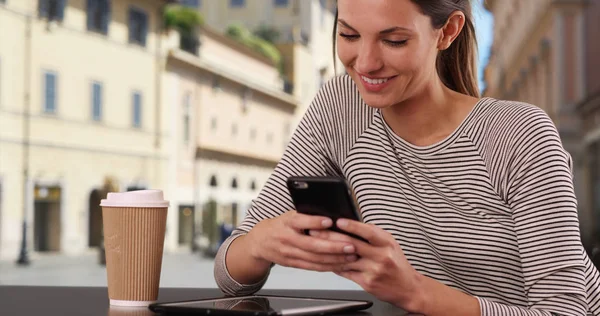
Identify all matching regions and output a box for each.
[357,89,401,109]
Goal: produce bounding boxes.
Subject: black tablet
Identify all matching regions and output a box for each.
[148,295,373,315]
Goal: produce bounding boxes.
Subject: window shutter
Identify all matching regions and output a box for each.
[141,12,148,46]
[39,0,49,18]
[86,0,96,30]
[101,0,110,34]
[127,9,134,42]
[57,0,66,21]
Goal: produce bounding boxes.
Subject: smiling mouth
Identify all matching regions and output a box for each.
[360,75,396,85]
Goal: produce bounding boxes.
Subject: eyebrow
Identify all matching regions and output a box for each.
[337,19,412,34]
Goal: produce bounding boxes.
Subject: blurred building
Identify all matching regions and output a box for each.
[483,0,600,248]
[575,0,600,247]
[0,0,300,260]
[163,26,298,252]
[0,0,173,260]
[186,0,341,124]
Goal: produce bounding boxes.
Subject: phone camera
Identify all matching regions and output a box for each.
[293,181,309,189]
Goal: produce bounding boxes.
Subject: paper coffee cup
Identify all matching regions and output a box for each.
[107,306,155,316]
[100,190,169,307]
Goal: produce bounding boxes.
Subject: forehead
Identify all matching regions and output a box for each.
[336,0,425,30]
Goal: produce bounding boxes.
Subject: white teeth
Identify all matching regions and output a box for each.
[361,76,389,85]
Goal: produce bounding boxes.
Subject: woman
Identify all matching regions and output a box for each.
[214,0,600,315]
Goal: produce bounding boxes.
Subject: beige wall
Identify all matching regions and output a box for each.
[199,27,283,92]
[0,0,170,259]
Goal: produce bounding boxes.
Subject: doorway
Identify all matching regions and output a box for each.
[178,205,194,245]
[33,185,62,252]
[88,189,104,247]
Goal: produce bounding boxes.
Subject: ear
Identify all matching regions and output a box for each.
[437,11,466,50]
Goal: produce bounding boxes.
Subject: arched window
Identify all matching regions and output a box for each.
[250,180,256,191]
[231,178,238,189]
[209,175,218,187]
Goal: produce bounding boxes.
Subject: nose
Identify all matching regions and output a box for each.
[354,42,384,75]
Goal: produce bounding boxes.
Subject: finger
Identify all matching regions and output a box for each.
[285,212,333,230]
[335,257,370,273]
[278,245,356,265]
[309,230,356,243]
[280,258,340,272]
[288,232,356,255]
[337,219,388,247]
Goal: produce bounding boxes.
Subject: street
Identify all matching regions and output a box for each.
[0,251,361,290]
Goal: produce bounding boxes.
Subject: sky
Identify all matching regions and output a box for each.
[473,0,494,92]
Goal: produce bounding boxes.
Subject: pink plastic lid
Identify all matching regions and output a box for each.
[100,189,169,208]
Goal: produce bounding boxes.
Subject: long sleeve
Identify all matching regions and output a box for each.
[476,108,588,315]
[213,79,350,296]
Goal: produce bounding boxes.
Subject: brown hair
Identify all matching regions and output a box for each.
[332,0,480,98]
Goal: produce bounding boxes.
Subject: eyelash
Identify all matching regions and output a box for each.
[338,33,407,47]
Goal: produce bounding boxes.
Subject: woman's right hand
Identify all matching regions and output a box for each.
[245,210,358,272]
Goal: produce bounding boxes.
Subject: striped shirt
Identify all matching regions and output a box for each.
[214,75,600,315]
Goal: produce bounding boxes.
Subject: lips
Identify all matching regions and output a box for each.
[357,74,397,93]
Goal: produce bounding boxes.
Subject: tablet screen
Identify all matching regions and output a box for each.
[156,295,371,315]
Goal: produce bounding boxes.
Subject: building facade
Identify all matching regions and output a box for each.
[163,26,298,253]
[0,0,300,260]
[483,0,600,248]
[0,0,172,260]
[188,0,341,124]
[575,0,600,249]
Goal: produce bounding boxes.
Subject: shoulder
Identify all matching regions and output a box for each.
[481,98,570,167]
[480,98,555,130]
[309,75,372,119]
[476,98,560,146]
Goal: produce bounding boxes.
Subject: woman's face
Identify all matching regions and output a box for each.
[336,0,442,109]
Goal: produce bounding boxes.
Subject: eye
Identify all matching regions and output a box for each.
[384,40,408,47]
[339,33,360,41]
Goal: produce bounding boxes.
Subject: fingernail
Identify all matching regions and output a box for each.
[343,245,355,253]
[346,255,357,262]
[337,219,348,228]
[321,218,332,227]
[309,230,320,237]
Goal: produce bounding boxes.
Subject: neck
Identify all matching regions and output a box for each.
[381,78,476,147]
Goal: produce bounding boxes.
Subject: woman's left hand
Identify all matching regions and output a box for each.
[309,219,425,312]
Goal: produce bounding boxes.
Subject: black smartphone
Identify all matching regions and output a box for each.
[286,176,367,242]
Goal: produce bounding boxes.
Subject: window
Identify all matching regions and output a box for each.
[209,175,218,187]
[132,92,142,128]
[229,0,245,8]
[231,123,238,136]
[181,0,200,7]
[87,0,110,35]
[43,71,57,114]
[241,87,251,113]
[128,7,148,46]
[39,0,66,22]
[91,82,102,121]
[274,0,288,7]
[183,93,191,144]
[212,76,221,92]
[231,178,238,189]
[250,180,256,191]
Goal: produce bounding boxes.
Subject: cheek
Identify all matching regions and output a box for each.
[391,43,437,76]
[336,41,354,67]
